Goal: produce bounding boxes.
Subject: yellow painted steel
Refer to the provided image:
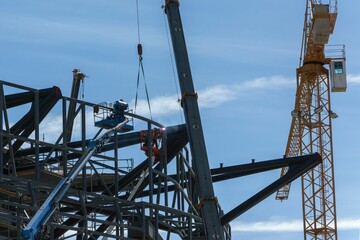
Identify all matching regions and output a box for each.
[276,1,339,239]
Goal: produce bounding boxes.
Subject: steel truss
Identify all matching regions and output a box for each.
[0,78,323,239]
[298,64,337,240]
[0,79,196,239]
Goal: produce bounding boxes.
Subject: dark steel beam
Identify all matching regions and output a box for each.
[165,1,224,238]
[211,154,320,182]
[138,154,322,198]
[4,86,61,109]
[220,153,322,225]
[65,69,86,143]
[52,126,188,238]
[4,88,62,158]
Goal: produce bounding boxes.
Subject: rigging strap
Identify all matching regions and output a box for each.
[134,44,153,119]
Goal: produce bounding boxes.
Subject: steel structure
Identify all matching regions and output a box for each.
[0,79,193,239]
[276,1,346,239]
[0,1,326,240]
[0,78,322,239]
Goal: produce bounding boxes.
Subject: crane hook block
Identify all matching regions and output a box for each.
[137,44,143,57]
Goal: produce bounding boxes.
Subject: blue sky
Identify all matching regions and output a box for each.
[1,1,359,239]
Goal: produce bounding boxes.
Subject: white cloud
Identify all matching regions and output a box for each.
[133,75,294,117]
[134,72,360,118]
[23,75,293,138]
[38,110,97,143]
[132,95,180,118]
[199,84,238,108]
[338,218,360,230]
[231,218,360,232]
[38,113,63,142]
[348,74,360,84]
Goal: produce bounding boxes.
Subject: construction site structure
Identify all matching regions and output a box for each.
[276,0,346,240]
[0,1,330,240]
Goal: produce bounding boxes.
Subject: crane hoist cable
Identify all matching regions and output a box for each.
[134,0,153,119]
[161,0,184,123]
[134,43,152,119]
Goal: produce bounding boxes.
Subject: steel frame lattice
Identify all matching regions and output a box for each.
[0,79,205,240]
[0,78,324,240]
[277,1,340,239]
[297,64,337,240]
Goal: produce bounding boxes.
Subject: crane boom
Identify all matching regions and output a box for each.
[276,1,345,239]
[165,1,225,239]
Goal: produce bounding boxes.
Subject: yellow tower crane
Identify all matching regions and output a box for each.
[276,0,346,240]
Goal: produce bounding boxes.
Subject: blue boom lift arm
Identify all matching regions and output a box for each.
[22,118,129,240]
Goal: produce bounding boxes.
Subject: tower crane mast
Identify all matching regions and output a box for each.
[276,0,346,239]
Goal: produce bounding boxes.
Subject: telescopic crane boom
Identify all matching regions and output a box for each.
[165,1,225,239]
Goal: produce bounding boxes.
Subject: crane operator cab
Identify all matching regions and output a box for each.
[94,99,134,132]
[330,59,347,92]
